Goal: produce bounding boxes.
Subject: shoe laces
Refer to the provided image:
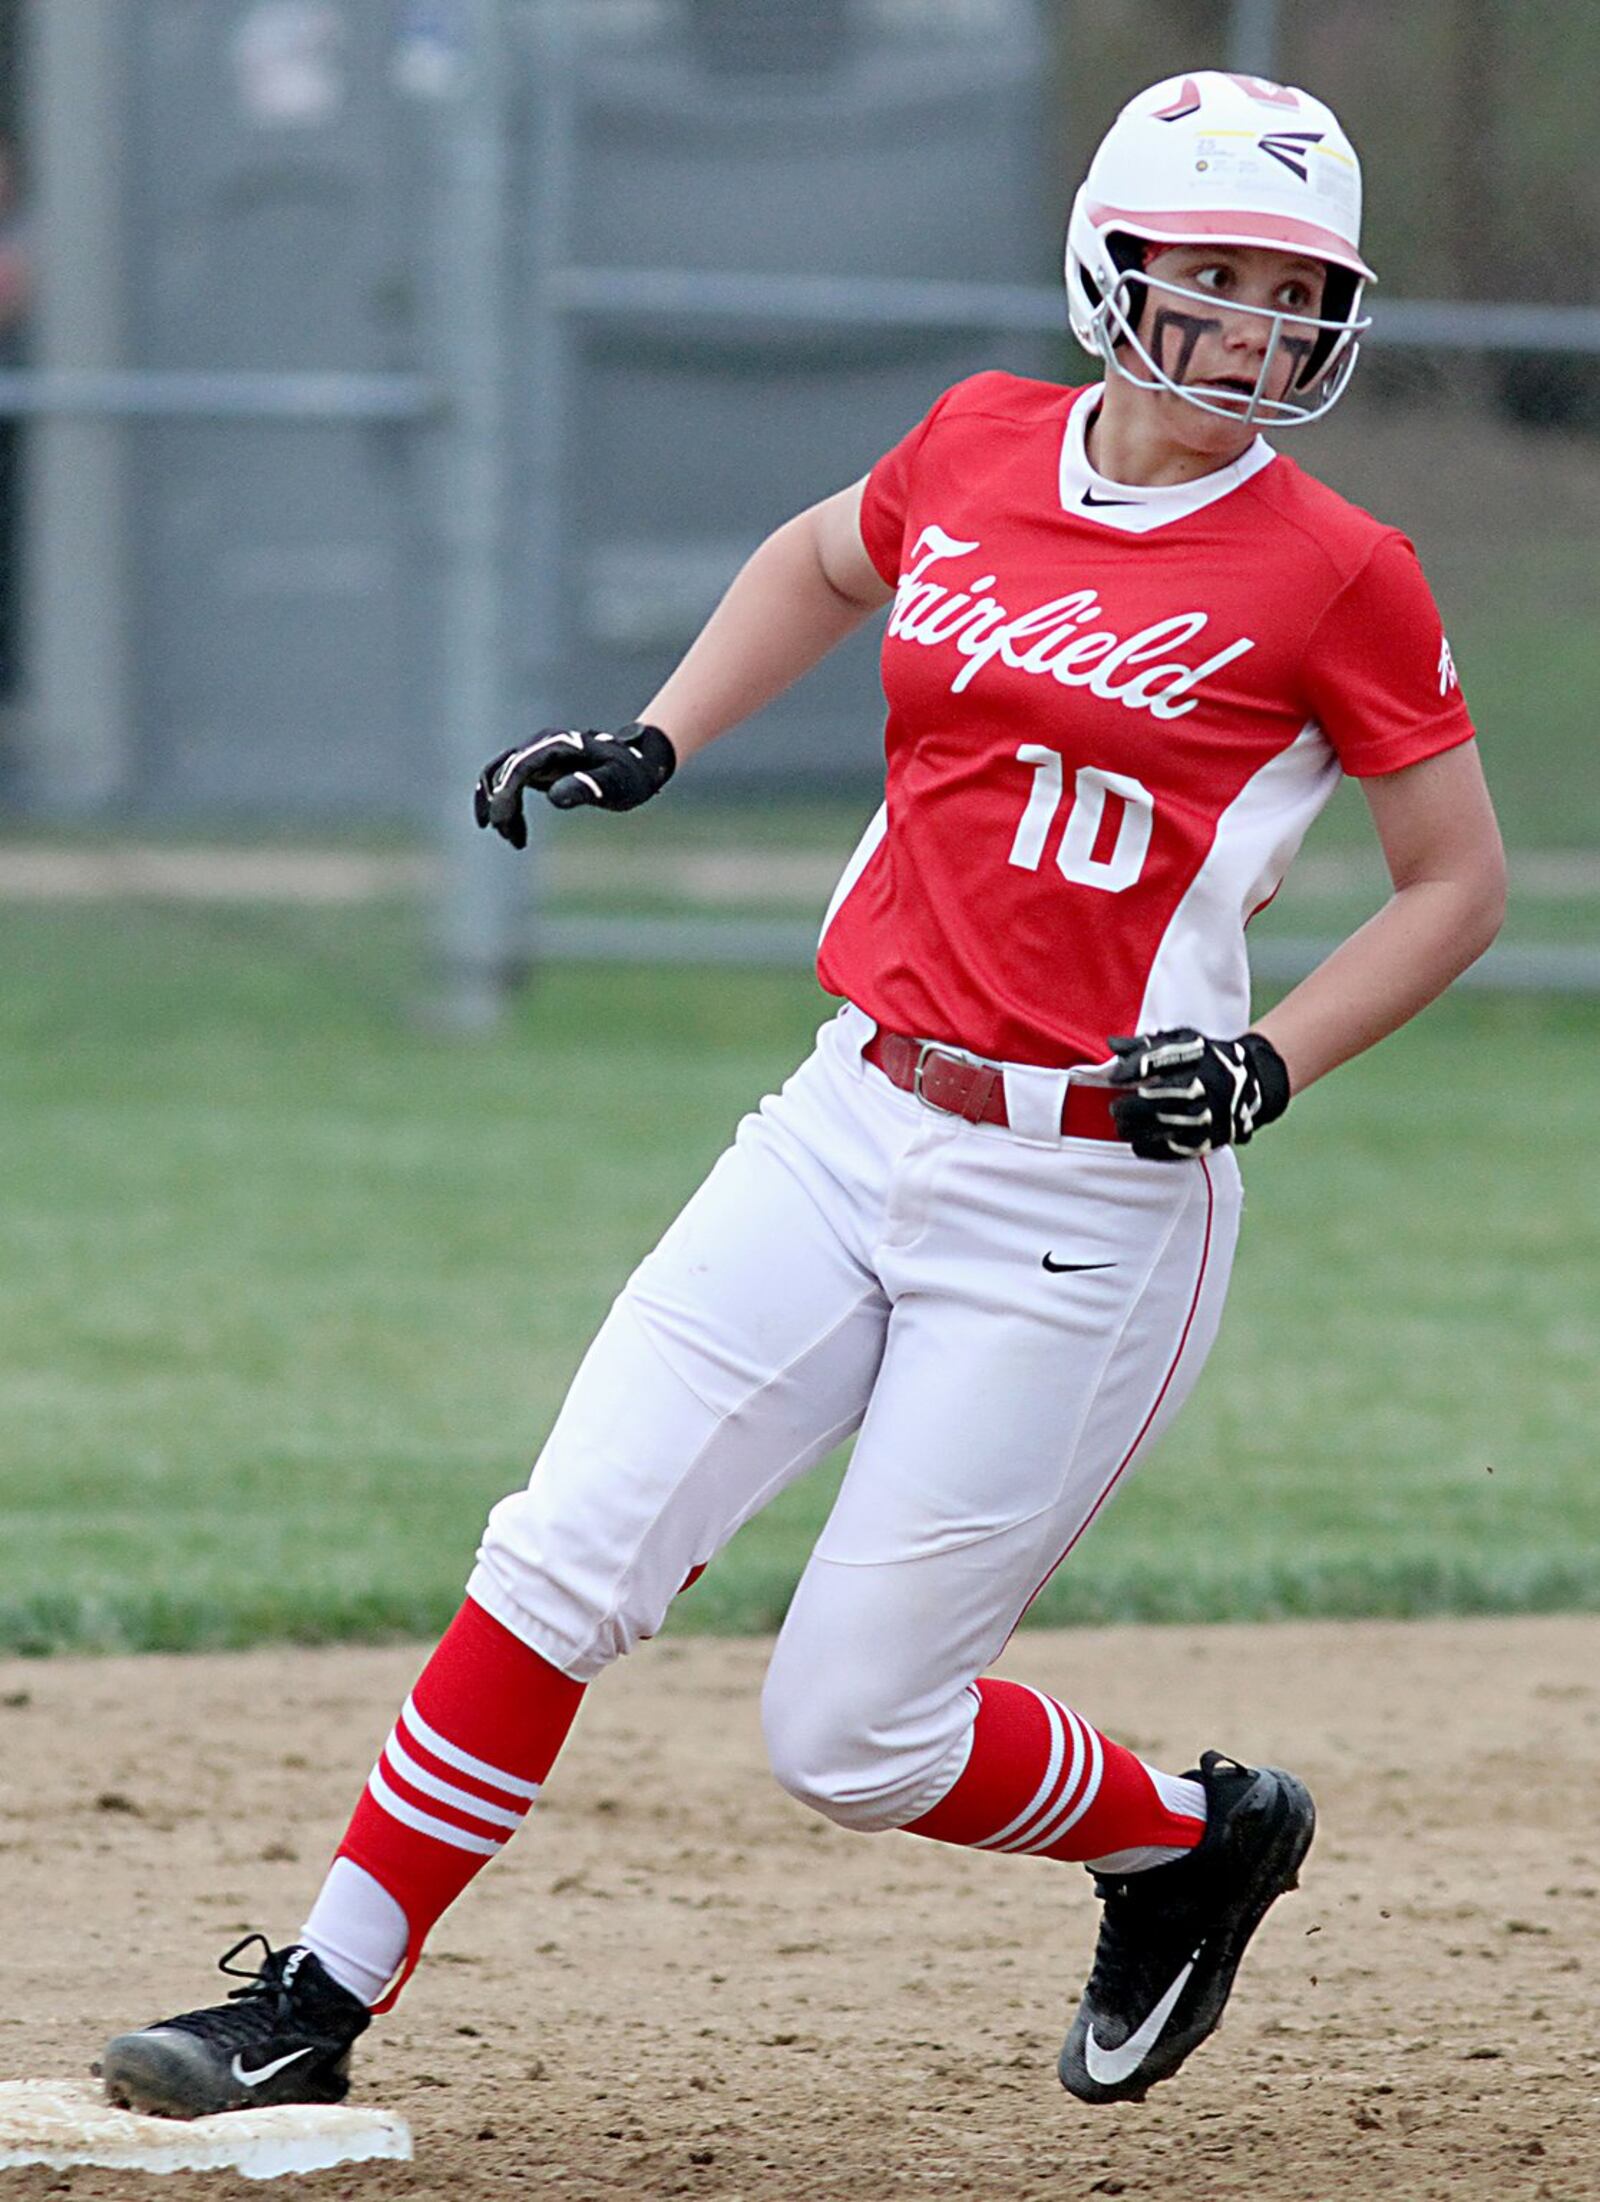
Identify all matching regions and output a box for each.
[160,1935,312,2049]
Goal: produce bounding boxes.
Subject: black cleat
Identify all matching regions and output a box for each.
[101,1937,370,2119]
[1058,1750,1315,2105]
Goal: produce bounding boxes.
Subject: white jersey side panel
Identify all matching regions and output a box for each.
[1136,722,1341,1036]
[819,800,889,949]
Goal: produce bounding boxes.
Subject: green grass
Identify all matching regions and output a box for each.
[3,900,1598,1653]
[1452,591,1600,851]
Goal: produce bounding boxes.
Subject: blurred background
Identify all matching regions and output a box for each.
[1,0,1597,1654]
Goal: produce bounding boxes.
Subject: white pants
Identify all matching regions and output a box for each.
[467,1005,1241,1833]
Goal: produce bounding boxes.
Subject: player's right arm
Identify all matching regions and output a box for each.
[637,479,893,767]
[475,482,892,836]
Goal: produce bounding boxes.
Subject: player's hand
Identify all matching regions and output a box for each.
[473,722,677,847]
[1107,1027,1290,1161]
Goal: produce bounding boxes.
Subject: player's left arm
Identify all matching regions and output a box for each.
[1110,740,1505,1160]
[1250,737,1506,1091]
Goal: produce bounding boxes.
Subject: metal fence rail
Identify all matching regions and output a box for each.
[528,917,1600,997]
[0,370,440,422]
[6,291,1597,429]
[552,269,1600,355]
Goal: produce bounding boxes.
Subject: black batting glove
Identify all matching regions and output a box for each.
[1107,1027,1291,1162]
[473,721,676,847]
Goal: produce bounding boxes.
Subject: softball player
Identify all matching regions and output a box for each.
[105,71,1505,2118]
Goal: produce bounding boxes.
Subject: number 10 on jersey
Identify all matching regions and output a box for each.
[1008,747,1155,893]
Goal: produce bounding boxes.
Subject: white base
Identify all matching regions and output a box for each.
[0,2080,412,2179]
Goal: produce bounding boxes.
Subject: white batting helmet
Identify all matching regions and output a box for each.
[1065,71,1375,427]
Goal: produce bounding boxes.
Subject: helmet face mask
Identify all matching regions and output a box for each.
[1064,71,1374,431]
[1082,250,1365,430]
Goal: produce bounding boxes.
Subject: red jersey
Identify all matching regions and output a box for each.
[816,373,1476,1067]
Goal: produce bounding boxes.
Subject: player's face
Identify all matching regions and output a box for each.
[1129,244,1330,449]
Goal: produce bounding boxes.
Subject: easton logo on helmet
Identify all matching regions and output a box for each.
[1258,131,1325,182]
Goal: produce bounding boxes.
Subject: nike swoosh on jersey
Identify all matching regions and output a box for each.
[1041,1255,1115,1273]
[1081,1949,1201,2087]
[1080,488,1140,508]
[230,2045,317,2089]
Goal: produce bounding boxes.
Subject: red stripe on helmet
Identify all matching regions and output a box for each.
[1152,77,1201,122]
[1085,200,1375,281]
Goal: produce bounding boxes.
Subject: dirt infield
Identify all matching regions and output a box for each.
[4,1618,1597,2201]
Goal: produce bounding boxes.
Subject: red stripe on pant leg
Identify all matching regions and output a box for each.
[336,1597,585,2007]
[1018,1158,1217,1628]
[903,1679,1202,1862]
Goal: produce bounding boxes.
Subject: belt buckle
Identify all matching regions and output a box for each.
[911,1039,945,1109]
[912,1039,998,1124]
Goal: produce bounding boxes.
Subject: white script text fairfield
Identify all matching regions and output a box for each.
[888,525,1256,720]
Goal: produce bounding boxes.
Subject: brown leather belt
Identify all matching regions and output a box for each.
[862,1027,1120,1142]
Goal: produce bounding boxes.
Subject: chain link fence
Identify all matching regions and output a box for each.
[0,0,1595,1008]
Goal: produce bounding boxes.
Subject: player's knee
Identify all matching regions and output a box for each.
[472,1497,665,1679]
[763,1715,911,1831]
[760,1668,950,1834]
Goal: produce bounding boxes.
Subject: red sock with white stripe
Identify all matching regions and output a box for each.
[903,1679,1204,1868]
[299,1598,583,2008]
